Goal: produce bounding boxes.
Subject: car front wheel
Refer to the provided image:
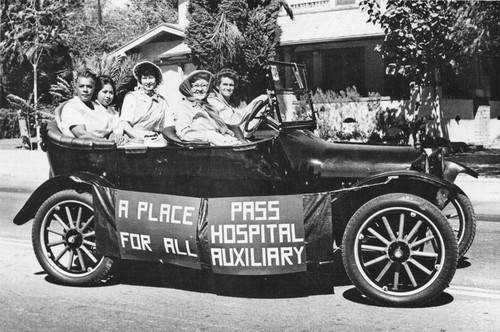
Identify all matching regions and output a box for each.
[342,193,458,307]
[32,189,115,286]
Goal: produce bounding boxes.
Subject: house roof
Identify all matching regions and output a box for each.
[112,6,384,58]
[112,23,185,56]
[277,7,383,46]
[159,42,191,59]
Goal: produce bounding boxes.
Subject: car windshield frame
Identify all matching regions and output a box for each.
[266,61,317,132]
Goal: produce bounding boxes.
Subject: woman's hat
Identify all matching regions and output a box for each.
[133,61,163,84]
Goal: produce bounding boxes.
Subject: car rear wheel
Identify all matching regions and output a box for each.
[342,193,458,307]
[32,189,115,286]
[440,193,476,258]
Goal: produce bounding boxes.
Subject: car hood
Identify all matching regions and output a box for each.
[277,130,422,179]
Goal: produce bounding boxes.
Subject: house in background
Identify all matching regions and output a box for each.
[112,0,192,111]
[111,0,500,146]
[277,0,384,97]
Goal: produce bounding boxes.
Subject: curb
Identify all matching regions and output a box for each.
[455,175,500,202]
[0,150,50,193]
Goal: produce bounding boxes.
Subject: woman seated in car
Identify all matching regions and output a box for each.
[95,75,117,112]
[120,61,173,145]
[175,70,245,146]
[59,70,123,141]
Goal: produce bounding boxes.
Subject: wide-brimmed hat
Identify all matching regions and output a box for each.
[133,61,163,84]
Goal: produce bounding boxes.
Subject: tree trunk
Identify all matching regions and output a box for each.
[33,62,42,150]
[33,62,38,109]
[97,0,102,25]
[0,63,4,108]
[433,68,448,139]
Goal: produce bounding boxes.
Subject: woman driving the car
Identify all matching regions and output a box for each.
[208,68,268,128]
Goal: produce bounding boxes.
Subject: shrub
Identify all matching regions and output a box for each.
[372,107,414,145]
[312,87,382,142]
[49,53,142,110]
[0,108,19,139]
[1,95,55,140]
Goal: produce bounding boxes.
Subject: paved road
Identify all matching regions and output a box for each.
[2,194,500,331]
[1,151,500,331]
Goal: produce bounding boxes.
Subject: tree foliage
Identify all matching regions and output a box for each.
[127,0,178,30]
[448,0,500,58]
[67,0,178,59]
[1,1,67,66]
[0,0,77,105]
[360,0,500,82]
[0,0,178,106]
[360,0,456,83]
[49,52,143,111]
[185,0,293,97]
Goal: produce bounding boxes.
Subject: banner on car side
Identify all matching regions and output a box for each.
[106,189,306,274]
[208,195,306,275]
[115,190,201,269]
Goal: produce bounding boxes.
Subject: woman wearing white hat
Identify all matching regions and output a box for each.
[120,61,174,143]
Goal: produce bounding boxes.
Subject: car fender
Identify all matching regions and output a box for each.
[355,170,466,196]
[443,160,479,183]
[13,172,114,225]
[330,170,465,235]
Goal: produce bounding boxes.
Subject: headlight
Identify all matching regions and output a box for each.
[427,148,444,178]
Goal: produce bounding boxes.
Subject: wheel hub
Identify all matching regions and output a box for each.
[64,229,83,250]
[388,241,411,263]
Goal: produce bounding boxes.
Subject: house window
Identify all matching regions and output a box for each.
[322,47,365,94]
[442,57,487,100]
[491,57,500,100]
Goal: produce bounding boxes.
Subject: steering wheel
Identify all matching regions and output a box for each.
[244,98,269,134]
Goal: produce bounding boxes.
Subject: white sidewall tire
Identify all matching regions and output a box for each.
[342,193,458,307]
[32,189,114,286]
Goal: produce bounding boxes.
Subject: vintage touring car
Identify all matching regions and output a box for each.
[14,61,478,307]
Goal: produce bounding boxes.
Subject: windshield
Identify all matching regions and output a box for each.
[267,62,316,125]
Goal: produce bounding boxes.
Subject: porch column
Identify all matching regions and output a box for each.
[312,50,322,90]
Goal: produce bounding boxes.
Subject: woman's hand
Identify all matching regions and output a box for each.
[140,130,158,139]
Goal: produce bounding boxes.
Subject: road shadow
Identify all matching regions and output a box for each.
[342,287,454,308]
[457,256,472,269]
[40,251,458,307]
[37,252,349,297]
[114,260,344,299]
[36,252,349,298]
[112,250,356,298]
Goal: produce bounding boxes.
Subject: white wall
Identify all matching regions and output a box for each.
[158,64,184,112]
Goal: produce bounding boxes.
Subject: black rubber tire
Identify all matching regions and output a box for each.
[342,193,458,307]
[441,194,476,258]
[32,189,115,286]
